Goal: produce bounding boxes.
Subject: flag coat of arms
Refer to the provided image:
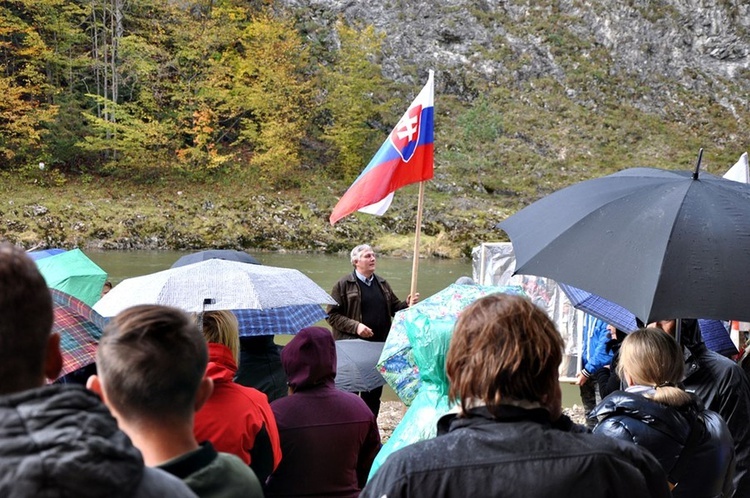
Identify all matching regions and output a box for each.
[330,70,434,225]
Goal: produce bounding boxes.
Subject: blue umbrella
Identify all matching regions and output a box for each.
[27,248,67,261]
[698,319,738,357]
[233,304,326,336]
[559,283,638,332]
[560,284,737,356]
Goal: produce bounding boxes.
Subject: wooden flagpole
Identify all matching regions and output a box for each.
[410,181,426,300]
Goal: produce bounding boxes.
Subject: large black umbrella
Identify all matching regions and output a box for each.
[171,249,260,268]
[498,164,750,324]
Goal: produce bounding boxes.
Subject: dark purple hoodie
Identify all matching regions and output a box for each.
[266,327,381,497]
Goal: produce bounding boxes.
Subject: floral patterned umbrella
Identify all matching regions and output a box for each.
[377,283,524,405]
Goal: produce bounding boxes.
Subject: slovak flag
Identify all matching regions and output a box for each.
[330,70,434,225]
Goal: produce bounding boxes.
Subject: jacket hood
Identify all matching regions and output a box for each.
[0,384,145,498]
[281,327,336,391]
[206,342,238,382]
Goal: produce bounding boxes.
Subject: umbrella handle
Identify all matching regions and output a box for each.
[198,298,216,326]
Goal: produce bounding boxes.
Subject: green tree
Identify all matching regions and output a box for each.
[217,12,315,186]
[78,94,174,172]
[319,21,394,180]
[0,0,59,168]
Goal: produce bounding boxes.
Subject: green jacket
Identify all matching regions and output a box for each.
[158,442,263,498]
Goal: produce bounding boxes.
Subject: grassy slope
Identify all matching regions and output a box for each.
[2,4,748,257]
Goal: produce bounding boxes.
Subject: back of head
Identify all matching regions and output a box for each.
[617,327,692,407]
[97,304,208,422]
[446,293,563,416]
[0,243,54,394]
[202,310,239,363]
[281,327,336,391]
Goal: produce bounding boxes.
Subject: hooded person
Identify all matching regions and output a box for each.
[193,311,282,484]
[265,327,381,498]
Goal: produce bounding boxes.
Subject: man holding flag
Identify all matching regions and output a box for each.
[326,243,418,418]
[327,71,433,418]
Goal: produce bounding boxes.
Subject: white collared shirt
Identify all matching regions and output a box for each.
[355,270,374,286]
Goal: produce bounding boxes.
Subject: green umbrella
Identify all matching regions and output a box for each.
[35,249,107,307]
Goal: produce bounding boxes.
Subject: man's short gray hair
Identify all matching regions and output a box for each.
[350,244,373,265]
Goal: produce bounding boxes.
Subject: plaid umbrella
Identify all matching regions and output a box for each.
[560,284,737,356]
[559,283,638,332]
[233,304,326,336]
[698,319,738,357]
[50,288,107,380]
[377,283,525,405]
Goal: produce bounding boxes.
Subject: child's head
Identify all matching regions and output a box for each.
[94,304,209,424]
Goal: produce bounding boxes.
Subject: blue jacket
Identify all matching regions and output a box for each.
[582,316,613,375]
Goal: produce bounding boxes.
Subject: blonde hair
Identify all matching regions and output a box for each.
[617,327,692,407]
[202,310,240,364]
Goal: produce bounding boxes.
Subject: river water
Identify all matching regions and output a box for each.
[86,249,582,408]
[86,249,473,300]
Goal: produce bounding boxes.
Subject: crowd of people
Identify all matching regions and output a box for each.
[1,240,748,497]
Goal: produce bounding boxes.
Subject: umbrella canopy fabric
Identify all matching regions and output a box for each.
[334,339,386,393]
[559,283,639,333]
[171,249,260,268]
[93,259,336,317]
[27,248,67,261]
[35,249,108,307]
[233,304,326,336]
[377,283,524,405]
[698,319,738,357]
[368,315,457,479]
[50,288,107,380]
[499,167,750,324]
[560,284,737,356]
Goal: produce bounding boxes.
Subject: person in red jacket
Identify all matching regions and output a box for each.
[193,311,282,484]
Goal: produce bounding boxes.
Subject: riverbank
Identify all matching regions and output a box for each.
[1,174,507,258]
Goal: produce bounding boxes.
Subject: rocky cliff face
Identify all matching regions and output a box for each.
[280,0,749,118]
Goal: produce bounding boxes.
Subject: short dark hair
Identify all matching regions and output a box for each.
[0,243,53,394]
[97,304,208,422]
[447,294,563,415]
